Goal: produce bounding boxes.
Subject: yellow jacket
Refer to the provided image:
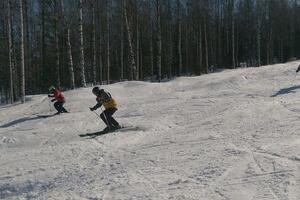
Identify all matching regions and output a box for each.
[93,90,117,110]
[102,98,117,109]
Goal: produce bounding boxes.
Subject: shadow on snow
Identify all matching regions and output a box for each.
[271,85,300,97]
[0,115,53,128]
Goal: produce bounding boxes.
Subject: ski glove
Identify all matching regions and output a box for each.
[51,99,55,102]
[90,107,95,111]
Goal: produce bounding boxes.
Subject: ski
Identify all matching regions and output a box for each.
[36,114,56,118]
[36,111,70,118]
[79,126,143,138]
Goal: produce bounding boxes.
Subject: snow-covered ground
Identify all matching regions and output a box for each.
[1,62,300,200]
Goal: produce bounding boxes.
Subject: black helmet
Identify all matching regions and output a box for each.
[92,86,100,95]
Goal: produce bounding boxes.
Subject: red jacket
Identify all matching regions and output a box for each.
[51,89,65,102]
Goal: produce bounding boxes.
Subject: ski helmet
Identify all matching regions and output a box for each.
[92,86,100,94]
[49,85,55,92]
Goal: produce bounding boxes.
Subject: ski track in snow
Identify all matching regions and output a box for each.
[1,61,300,199]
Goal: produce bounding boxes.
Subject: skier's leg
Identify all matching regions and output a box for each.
[104,108,119,128]
[61,102,68,113]
[54,102,60,112]
[100,112,108,126]
[56,102,65,114]
[103,110,113,128]
[108,108,120,127]
[111,117,120,127]
[103,108,116,128]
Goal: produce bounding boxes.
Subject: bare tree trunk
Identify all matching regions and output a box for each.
[79,0,86,87]
[156,0,162,82]
[139,38,143,79]
[231,0,235,68]
[167,0,172,78]
[19,0,26,103]
[55,1,60,88]
[209,20,216,70]
[177,0,182,76]
[185,23,189,74]
[7,0,13,103]
[92,1,96,85]
[226,0,230,58]
[290,0,296,59]
[148,1,154,80]
[266,1,270,66]
[199,24,203,74]
[124,0,137,80]
[24,0,31,94]
[67,28,75,89]
[256,0,261,66]
[13,43,18,100]
[267,27,273,65]
[280,39,283,62]
[106,0,110,84]
[55,23,60,88]
[120,0,124,81]
[235,19,239,66]
[136,1,140,80]
[96,0,103,84]
[33,25,39,93]
[150,24,154,80]
[60,0,74,89]
[39,0,45,92]
[204,19,209,73]
[217,0,222,67]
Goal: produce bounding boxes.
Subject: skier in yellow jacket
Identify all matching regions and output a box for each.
[90,87,121,131]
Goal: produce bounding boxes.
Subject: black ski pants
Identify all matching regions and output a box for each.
[100,108,119,128]
[54,101,68,113]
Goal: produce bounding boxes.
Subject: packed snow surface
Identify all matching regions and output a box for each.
[1,62,300,200]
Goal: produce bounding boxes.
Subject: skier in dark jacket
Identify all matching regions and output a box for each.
[90,87,121,131]
[48,86,68,115]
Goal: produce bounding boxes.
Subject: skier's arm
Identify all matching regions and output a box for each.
[90,103,102,111]
[48,94,56,102]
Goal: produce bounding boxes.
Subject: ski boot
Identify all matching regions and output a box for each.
[112,124,122,130]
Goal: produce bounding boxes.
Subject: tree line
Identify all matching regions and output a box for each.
[1,0,300,104]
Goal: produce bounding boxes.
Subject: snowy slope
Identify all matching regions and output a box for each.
[1,61,300,200]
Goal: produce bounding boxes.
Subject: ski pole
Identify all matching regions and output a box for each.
[91,108,111,130]
[49,99,52,113]
[92,110,101,119]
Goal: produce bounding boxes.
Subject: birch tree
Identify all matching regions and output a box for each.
[61,0,75,89]
[55,0,61,88]
[79,0,86,87]
[124,0,137,80]
[7,0,13,103]
[92,0,96,85]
